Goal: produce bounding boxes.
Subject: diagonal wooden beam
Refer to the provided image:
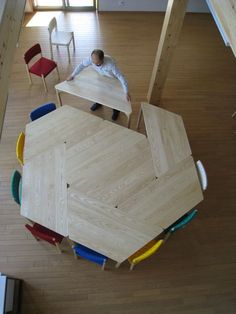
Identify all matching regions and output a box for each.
[147,0,189,105]
[0,0,26,139]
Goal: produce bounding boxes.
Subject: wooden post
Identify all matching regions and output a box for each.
[0,0,26,139]
[147,0,188,105]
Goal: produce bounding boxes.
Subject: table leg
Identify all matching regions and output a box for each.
[56,90,62,107]
[127,114,131,129]
[136,107,143,131]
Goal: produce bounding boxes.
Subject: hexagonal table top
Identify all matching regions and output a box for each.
[21,104,203,263]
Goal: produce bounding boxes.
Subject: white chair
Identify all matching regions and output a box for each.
[48,17,75,63]
[196,160,208,191]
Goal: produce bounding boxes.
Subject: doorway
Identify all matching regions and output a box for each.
[33,0,96,11]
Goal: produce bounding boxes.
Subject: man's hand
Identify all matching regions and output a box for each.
[66,75,74,81]
[126,92,131,102]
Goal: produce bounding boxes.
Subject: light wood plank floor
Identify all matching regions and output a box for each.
[0,11,236,314]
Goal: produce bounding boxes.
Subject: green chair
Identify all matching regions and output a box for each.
[10,170,22,205]
[164,209,198,241]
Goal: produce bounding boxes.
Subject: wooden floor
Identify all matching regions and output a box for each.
[0,11,236,314]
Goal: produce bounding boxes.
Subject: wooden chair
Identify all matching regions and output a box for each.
[164,209,198,241]
[30,103,56,121]
[196,160,208,191]
[72,243,108,270]
[25,223,64,253]
[129,239,164,271]
[116,239,164,271]
[10,170,22,205]
[48,17,75,63]
[24,43,60,92]
[16,132,25,166]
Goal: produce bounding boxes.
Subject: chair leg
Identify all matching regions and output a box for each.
[129,263,135,271]
[73,250,79,259]
[41,75,48,92]
[26,65,32,84]
[56,66,60,81]
[55,243,62,254]
[33,235,40,241]
[50,43,54,60]
[163,232,171,242]
[72,33,75,50]
[67,45,71,63]
[101,260,106,271]
[136,108,143,131]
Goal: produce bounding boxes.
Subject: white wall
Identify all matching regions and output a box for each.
[98,0,209,13]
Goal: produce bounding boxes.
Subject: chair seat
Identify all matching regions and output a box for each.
[29,57,57,77]
[51,31,73,46]
[128,239,156,262]
[33,223,64,243]
[73,243,107,266]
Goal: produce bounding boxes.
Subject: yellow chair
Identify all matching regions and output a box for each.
[116,239,164,270]
[16,132,25,166]
[128,239,164,270]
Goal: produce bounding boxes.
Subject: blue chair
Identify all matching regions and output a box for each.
[10,170,22,205]
[164,209,198,241]
[30,103,56,121]
[72,243,108,270]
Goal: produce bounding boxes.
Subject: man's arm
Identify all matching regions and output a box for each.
[67,57,92,81]
[111,64,131,101]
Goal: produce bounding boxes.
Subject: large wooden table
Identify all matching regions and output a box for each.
[55,67,132,127]
[21,104,203,263]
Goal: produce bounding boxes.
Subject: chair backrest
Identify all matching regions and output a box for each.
[16,132,25,166]
[73,243,107,269]
[30,103,56,121]
[128,239,164,270]
[24,43,42,64]
[168,209,198,234]
[48,17,57,35]
[10,170,22,205]
[196,160,208,191]
[25,223,63,245]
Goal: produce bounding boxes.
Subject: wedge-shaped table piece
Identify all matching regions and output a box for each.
[138,102,192,177]
[119,156,203,229]
[21,143,68,236]
[24,105,102,161]
[55,67,132,127]
[66,122,155,208]
[68,188,163,263]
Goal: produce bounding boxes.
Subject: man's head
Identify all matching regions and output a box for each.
[91,49,104,66]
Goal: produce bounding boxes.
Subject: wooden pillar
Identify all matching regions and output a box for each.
[147,0,189,105]
[0,0,26,139]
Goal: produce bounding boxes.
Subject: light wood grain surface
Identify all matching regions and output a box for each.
[21,143,68,236]
[55,67,132,118]
[66,121,155,207]
[21,104,202,262]
[207,0,236,57]
[141,102,192,177]
[68,187,162,263]
[119,156,203,229]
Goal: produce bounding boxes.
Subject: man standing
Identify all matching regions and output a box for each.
[67,49,131,121]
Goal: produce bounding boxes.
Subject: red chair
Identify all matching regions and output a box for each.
[24,43,60,92]
[25,223,64,253]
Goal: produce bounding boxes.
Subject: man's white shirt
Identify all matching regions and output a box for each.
[72,55,129,94]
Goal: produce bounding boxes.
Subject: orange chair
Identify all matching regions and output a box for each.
[16,132,25,166]
[24,43,60,92]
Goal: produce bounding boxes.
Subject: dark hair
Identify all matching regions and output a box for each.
[91,49,104,61]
